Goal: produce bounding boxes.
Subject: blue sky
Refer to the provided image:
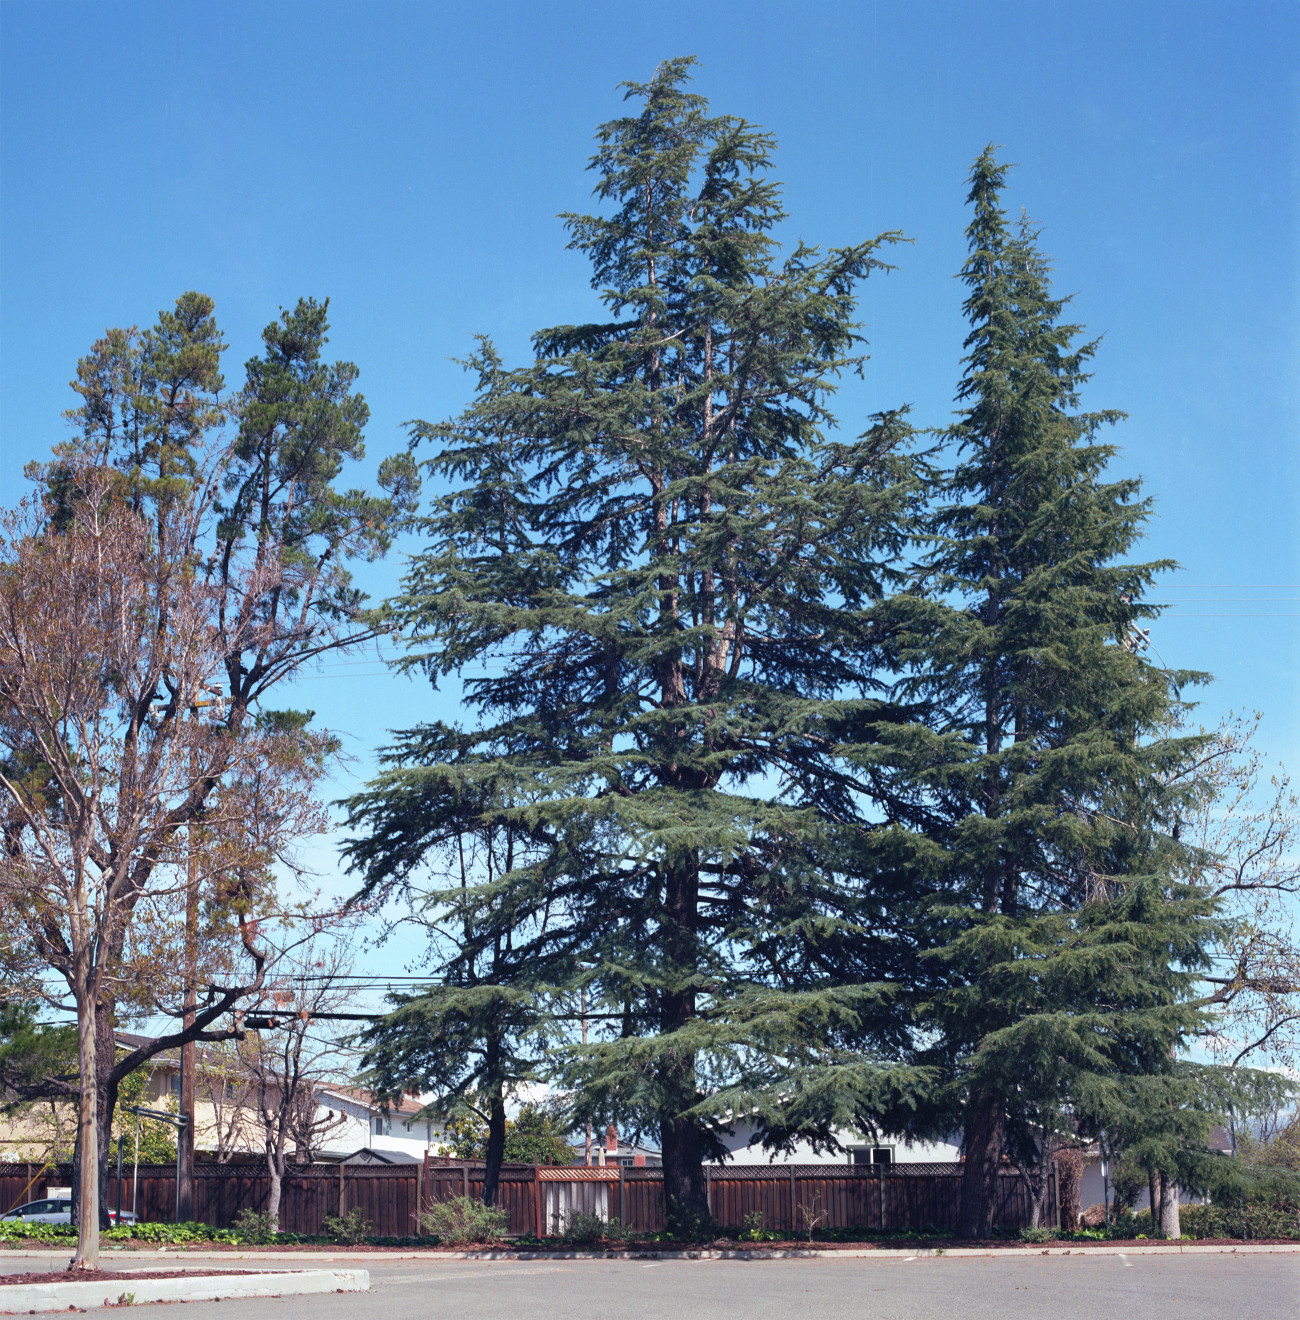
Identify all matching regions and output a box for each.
[3,1,1297,988]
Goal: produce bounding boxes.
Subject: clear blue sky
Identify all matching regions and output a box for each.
[2,1,1296,985]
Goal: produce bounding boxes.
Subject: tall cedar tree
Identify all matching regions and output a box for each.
[345,58,920,1232]
[884,149,1212,1238]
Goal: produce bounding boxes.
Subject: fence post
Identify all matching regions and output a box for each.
[462,1163,469,1200]
[788,1167,796,1234]
[533,1166,542,1238]
[618,1165,625,1227]
[416,1157,425,1237]
[704,1166,712,1221]
[879,1168,886,1232]
[338,1161,344,1216]
[1054,1160,1061,1230]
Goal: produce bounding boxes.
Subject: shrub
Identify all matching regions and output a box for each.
[561,1211,625,1243]
[420,1195,509,1245]
[1018,1226,1060,1243]
[1179,1202,1300,1241]
[321,1207,373,1245]
[231,1208,278,1244]
[739,1210,780,1242]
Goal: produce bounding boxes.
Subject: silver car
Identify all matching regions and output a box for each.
[1,1197,136,1225]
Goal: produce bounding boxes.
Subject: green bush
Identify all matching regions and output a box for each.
[1179,1202,1300,1241]
[231,1208,278,1244]
[738,1210,780,1242]
[1018,1226,1060,1243]
[420,1195,509,1245]
[561,1211,625,1243]
[321,1207,373,1245]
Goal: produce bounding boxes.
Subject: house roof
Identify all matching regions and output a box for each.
[340,1147,424,1165]
[317,1085,429,1118]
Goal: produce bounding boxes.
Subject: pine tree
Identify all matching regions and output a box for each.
[344,57,920,1233]
[883,148,1212,1238]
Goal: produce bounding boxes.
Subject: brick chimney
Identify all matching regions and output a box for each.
[606,1123,619,1158]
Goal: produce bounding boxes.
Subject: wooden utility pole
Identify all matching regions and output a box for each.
[177,833,198,1218]
[177,732,201,1221]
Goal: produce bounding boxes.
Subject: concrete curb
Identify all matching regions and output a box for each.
[415,1243,1300,1261]
[4,1242,1299,1267]
[0,1267,369,1314]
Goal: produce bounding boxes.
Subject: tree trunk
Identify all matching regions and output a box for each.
[659,859,711,1237]
[266,1169,282,1230]
[1159,1178,1181,1238]
[660,1103,710,1236]
[94,1002,117,1230]
[70,989,100,1270]
[1025,1157,1051,1230]
[957,1091,1004,1239]
[482,1089,506,1207]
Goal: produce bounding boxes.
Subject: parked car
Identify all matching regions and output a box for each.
[1,1197,136,1225]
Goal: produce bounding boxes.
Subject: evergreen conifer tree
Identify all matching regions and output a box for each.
[344,58,921,1232]
[881,148,1213,1238]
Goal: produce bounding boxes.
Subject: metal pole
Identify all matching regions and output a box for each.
[132,1111,140,1219]
[115,1135,124,1223]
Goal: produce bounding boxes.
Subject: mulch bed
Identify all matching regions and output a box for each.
[0,1268,257,1286]
[129,1236,1297,1252]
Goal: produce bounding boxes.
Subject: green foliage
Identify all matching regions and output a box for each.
[1176,1201,1300,1241]
[1018,1226,1060,1243]
[561,1211,625,1243]
[852,146,1223,1238]
[438,1102,573,1166]
[114,1067,179,1164]
[345,52,922,1237]
[738,1210,780,1242]
[231,1208,278,1244]
[321,1207,373,1245]
[420,1195,509,1245]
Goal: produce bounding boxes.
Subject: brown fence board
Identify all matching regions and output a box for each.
[0,1159,1058,1238]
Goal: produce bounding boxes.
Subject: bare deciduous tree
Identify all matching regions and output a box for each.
[238,938,356,1229]
[0,474,334,1267]
[1193,715,1300,1069]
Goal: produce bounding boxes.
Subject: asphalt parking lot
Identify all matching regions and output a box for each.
[3,1249,1298,1320]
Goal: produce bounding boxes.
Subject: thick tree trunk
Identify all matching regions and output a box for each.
[1159,1178,1181,1238]
[482,1089,506,1207]
[957,1091,1004,1239]
[660,1102,710,1236]
[659,860,711,1237]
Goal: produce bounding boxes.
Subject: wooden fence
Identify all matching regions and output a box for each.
[2,1158,1057,1238]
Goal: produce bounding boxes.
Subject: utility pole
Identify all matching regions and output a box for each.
[177,689,218,1223]
[581,987,591,1165]
[177,768,198,1221]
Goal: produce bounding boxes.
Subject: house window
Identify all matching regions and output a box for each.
[850,1146,894,1166]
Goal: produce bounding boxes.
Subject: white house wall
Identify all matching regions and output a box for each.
[714,1120,960,1166]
